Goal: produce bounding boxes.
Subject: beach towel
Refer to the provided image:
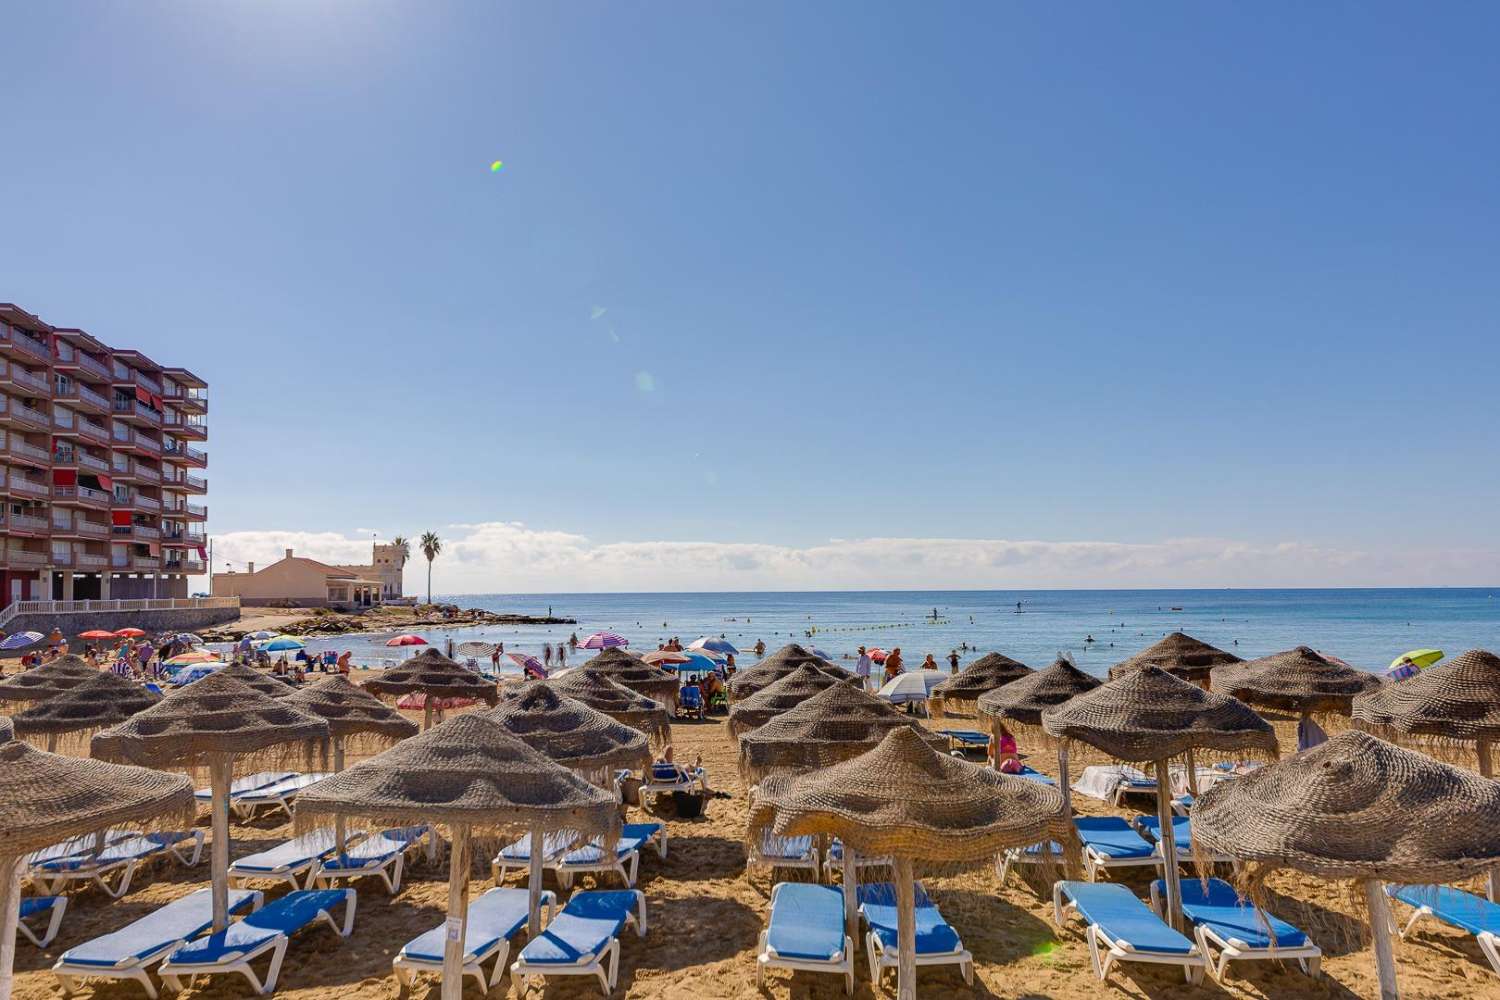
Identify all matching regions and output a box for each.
[1072,765,1151,801]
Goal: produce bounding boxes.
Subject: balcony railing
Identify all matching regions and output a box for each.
[184,446,206,464]
[9,513,49,532]
[10,366,50,395]
[77,382,110,408]
[131,556,158,570]
[5,327,53,362]
[77,451,110,473]
[54,484,111,505]
[75,552,110,568]
[111,554,129,568]
[10,439,50,463]
[9,405,50,429]
[134,494,161,511]
[186,502,207,518]
[50,548,73,566]
[112,455,131,474]
[76,417,110,444]
[75,519,110,537]
[52,407,74,430]
[185,474,207,491]
[6,549,48,567]
[133,463,161,482]
[133,432,162,454]
[132,524,161,540]
[112,423,131,443]
[51,512,72,531]
[76,353,111,380]
[171,559,207,575]
[10,477,49,497]
[113,398,162,423]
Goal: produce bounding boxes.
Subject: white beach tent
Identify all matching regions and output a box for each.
[877,669,949,704]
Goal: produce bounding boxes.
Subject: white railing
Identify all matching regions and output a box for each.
[135,495,161,511]
[5,549,48,567]
[52,406,74,430]
[112,423,131,443]
[9,405,49,428]
[133,524,161,540]
[134,462,161,482]
[77,417,110,442]
[10,477,49,496]
[10,366,50,395]
[186,502,207,517]
[10,333,52,362]
[50,512,72,530]
[75,519,109,537]
[184,446,206,464]
[134,432,162,453]
[77,383,110,410]
[75,552,109,568]
[10,439,49,462]
[50,547,73,566]
[9,512,48,532]
[186,475,207,491]
[77,451,109,472]
[76,353,111,380]
[131,556,158,570]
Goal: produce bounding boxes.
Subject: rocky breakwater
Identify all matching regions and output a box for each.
[201,603,575,642]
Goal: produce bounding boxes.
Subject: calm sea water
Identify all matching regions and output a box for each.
[299,589,1500,677]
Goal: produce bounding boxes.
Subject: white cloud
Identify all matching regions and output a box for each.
[206,522,1500,593]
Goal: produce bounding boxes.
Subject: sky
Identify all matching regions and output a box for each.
[3,3,1498,593]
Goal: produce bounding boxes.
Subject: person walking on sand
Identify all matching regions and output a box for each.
[855,645,873,691]
[948,649,960,674]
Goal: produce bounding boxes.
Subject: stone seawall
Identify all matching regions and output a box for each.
[2,606,241,654]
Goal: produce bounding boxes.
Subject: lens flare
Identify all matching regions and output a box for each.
[490,161,504,172]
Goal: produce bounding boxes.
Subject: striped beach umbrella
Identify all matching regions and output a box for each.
[690,637,739,655]
[385,634,428,648]
[0,631,44,651]
[579,631,628,650]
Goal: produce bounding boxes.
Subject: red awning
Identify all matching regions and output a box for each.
[196,545,208,560]
[135,386,152,405]
[52,469,77,487]
[148,543,160,556]
[96,475,113,491]
[111,510,132,526]
[151,393,163,410]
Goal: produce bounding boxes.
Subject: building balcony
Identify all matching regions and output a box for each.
[50,548,74,567]
[133,494,161,512]
[51,409,77,435]
[132,432,163,456]
[177,474,206,495]
[132,524,161,540]
[75,419,111,447]
[167,559,206,575]
[0,324,54,363]
[8,438,51,465]
[9,476,50,498]
[0,362,51,398]
[75,352,112,381]
[112,397,163,426]
[133,461,161,483]
[178,420,207,441]
[5,548,49,567]
[75,383,111,414]
[6,404,51,430]
[184,502,207,521]
[131,555,159,571]
[53,484,111,508]
[51,513,74,533]
[75,551,110,569]
[8,512,50,535]
[74,518,110,537]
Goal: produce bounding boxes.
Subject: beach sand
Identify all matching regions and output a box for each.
[11,690,1500,1000]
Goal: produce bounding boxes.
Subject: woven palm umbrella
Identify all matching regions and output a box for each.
[727,663,856,738]
[282,675,420,855]
[545,668,673,748]
[216,659,296,699]
[1042,665,1277,930]
[0,717,11,743]
[364,648,499,729]
[483,683,652,785]
[92,673,328,933]
[1193,731,1500,1000]
[580,647,681,709]
[10,671,159,753]
[295,714,618,1000]
[749,727,1071,1000]
[728,642,837,701]
[0,655,101,706]
[0,740,195,1000]
[931,651,1033,716]
[976,657,1101,811]
[1212,645,1382,738]
[1107,630,1241,685]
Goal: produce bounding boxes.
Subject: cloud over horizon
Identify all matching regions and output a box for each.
[207,521,1499,594]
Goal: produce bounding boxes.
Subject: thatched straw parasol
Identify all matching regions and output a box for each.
[1212,645,1382,726]
[749,727,1071,1000]
[216,659,296,699]
[544,668,673,748]
[728,643,838,701]
[931,652,1033,716]
[0,716,11,743]
[578,647,681,709]
[1107,631,1241,684]
[1352,649,1500,767]
[1043,665,1277,930]
[364,648,499,729]
[0,655,102,706]
[976,657,1101,810]
[92,673,328,934]
[10,671,159,753]
[727,663,856,738]
[484,683,652,783]
[0,741,195,999]
[1193,730,1500,1000]
[295,714,618,1000]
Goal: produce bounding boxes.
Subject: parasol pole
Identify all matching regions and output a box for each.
[333,736,347,856]
[893,857,918,1000]
[842,849,859,947]
[1364,878,1399,1000]
[1058,740,1072,815]
[527,829,545,938]
[45,733,57,754]
[1479,740,1496,901]
[1183,749,1200,798]
[1154,758,1183,931]
[441,823,471,1000]
[0,856,22,1000]
[209,752,233,932]
[423,699,434,732]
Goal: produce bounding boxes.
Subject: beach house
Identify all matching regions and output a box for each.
[211,548,386,609]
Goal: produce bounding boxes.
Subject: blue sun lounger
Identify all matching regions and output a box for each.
[995,840,1068,886]
[194,772,293,805]
[1074,816,1161,881]
[1053,880,1205,984]
[159,888,356,995]
[228,829,357,891]
[749,833,820,879]
[25,831,135,877]
[313,825,430,894]
[230,773,332,821]
[492,831,579,883]
[822,838,893,880]
[33,831,204,898]
[1132,814,1233,865]
[1149,877,1321,981]
[553,822,667,889]
[756,882,854,993]
[52,887,263,999]
[857,881,974,987]
[393,886,557,992]
[510,889,647,996]
[17,896,67,947]
[943,730,990,757]
[1388,883,1500,977]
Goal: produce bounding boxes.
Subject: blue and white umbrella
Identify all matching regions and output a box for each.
[248,630,278,640]
[689,637,738,656]
[671,651,724,674]
[169,664,221,686]
[876,669,948,704]
[0,631,44,650]
[257,636,306,652]
[807,645,833,661]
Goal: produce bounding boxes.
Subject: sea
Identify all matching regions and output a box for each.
[290,589,1500,678]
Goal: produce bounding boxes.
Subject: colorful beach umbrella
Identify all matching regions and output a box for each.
[1387,648,1444,681]
[78,630,117,640]
[641,650,693,666]
[248,629,278,640]
[112,628,146,639]
[867,647,889,664]
[164,650,222,667]
[506,652,547,678]
[579,631,628,650]
[258,636,306,652]
[0,631,44,650]
[673,651,724,674]
[385,634,428,648]
[689,636,739,655]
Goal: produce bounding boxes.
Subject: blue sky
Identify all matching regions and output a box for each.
[3,3,1497,590]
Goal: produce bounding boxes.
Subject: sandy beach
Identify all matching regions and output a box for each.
[9,673,1500,1000]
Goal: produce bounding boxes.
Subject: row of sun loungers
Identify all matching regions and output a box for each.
[32,831,204,899]
[492,823,668,889]
[192,771,332,821]
[227,826,430,893]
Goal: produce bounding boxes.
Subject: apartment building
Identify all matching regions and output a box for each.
[0,302,208,606]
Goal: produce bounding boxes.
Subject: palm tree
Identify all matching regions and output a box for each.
[391,536,411,568]
[420,532,442,605]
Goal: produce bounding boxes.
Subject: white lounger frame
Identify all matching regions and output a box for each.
[755,884,854,994]
[229,832,358,892]
[641,766,707,797]
[863,922,973,988]
[510,890,648,997]
[313,827,432,895]
[492,833,578,884]
[1147,882,1322,981]
[34,831,204,899]
[17,897,67,948]
[159,889,357,996]
[52,890,265,1000]
[554,828,668,890]
[1390,893,1500,977]
[1052,882,1206,985]
[393,890,558,992]
[748,835,821,882]
[822,843,892,882]
[995,842,1066,886]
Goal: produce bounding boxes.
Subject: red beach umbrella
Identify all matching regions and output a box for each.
[868,648,889,664]
[385,634,428,648]
[642,650,693,666]
[79,630,117,640]
[113,628,146,639]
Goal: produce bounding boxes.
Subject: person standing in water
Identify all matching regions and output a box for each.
[948,649,960,674]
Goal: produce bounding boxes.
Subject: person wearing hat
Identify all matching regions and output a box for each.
[855,645,873,690]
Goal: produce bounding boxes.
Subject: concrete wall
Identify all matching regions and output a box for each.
[1,604,240,656]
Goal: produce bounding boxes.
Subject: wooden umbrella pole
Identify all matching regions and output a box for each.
[1058,743,1072,815]
[423,700,433,731]
[989,719,1001,769]
[333,736,346,773]
[893,858,918,1000]
[209,753,233,933]
[0,856,22,1000]
[333,737,347,856]
[441,823,472,1000]
[527,829,544,937]
[1154,759,1183,932]
[45,733,57,754]
[1183,749,1200,798]
[1479,741,1496,901]
[1364,878,1399,1000]
[842,848,859,947]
